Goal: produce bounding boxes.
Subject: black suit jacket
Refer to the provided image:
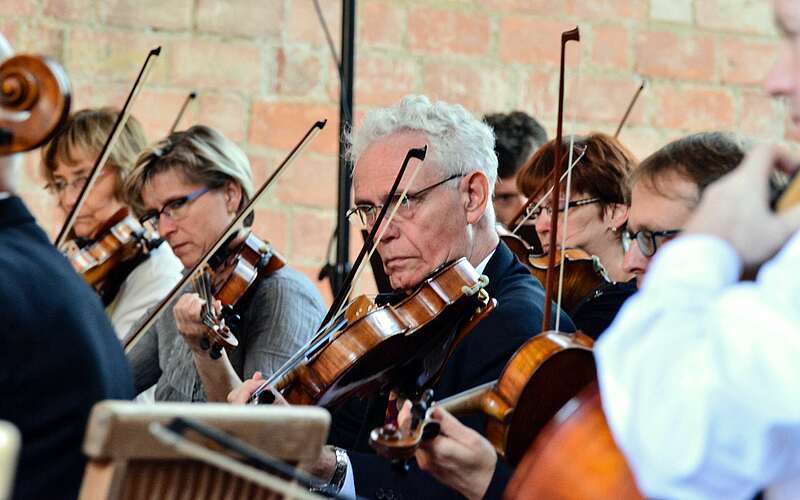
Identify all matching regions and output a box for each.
[0,197,133,500]
[328,241,575,499]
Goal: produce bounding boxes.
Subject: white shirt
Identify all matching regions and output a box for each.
[107,242,183,341]
[596,233,800,500]
[107,242,183,403]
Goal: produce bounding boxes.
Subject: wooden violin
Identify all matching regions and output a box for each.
[193,232,286,359]
[62,207,161,304]
[0,54,70,155]
[528,248,610,316]
[260,257,496,408]
[369,329,596,466]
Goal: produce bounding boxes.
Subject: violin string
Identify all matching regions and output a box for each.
[255,153,427,399]
[510,149,586,236]
[554,42,582,333]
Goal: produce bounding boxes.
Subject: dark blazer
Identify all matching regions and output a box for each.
[0,197,133,500]
[328,241,575,499]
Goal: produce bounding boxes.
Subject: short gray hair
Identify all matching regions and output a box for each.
[346,95,498,191]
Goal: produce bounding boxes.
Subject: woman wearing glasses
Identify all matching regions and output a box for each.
[516,133,637,338]
[622,131,745,287]
[41,108,184,341]
[124,125,325,403]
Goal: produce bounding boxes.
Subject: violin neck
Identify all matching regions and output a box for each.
[437,380,496,415]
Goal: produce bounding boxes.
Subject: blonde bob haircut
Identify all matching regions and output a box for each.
[41,107,147,198]
[125,125,254,226]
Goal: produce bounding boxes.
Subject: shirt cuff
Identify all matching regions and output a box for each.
[340,452,357,500]
[643,234,742,293]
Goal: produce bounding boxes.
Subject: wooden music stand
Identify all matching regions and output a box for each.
[79,401,330,500]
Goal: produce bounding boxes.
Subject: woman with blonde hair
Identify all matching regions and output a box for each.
[124,124,325,403]
[41,108,184,340]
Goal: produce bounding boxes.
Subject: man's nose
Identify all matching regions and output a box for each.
[622,239,649,276]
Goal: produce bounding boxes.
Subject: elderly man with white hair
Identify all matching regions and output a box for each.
[305,95,573,499]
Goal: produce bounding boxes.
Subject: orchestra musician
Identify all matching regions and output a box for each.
[594,0,800,496]
[124,125,325,403]
[393,131,748,499]
[517,133,638,338]
[231,94,574,499]
[484,111,547,229]
[0,38,133,500]
[40,108,184,340]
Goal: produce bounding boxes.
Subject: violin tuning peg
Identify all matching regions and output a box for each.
[199,338,210,350]
[210,345,222,360]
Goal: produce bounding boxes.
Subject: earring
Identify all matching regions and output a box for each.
[610,226,617,233]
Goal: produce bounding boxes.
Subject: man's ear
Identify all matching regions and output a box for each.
[463,171,490,225]
[224,181,243,214]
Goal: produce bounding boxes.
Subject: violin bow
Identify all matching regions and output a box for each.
[123,119,327,353]
[169,91,197,134]
[613,80,645,139]
[55,47,161,248]
[251,146,428,402]
[541,27,580,333]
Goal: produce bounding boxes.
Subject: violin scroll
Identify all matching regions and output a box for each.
[0,54,70,155]
[369,389,441,462]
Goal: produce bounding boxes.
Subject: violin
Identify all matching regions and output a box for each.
[259,257,496,408]
[61,207,161,304]
[0,54,70,155]
[503,383,643,500]
[369,329,596,466]
[193,232,286,359]
[528,248,610,316]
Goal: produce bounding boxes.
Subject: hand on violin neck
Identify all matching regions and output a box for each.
[409,405,496,500]
[173,292,222,353]
[227,371,288,406]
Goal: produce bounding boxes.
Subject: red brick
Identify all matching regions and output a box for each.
[408,7,490,56]
[271,46,324,97]
[65,29,169,85]
[169,38,262,93]
[0,20,21,50]
[274,153,338,209]
[196,0,283,39]
[738,91,783,140]
[133,90,189,142]
[635,30,715,82]
[565,0,646,20]
[290,210,335,262]
[592,24,630,71]
[359,1,405,48]
[421,62,485,112]
[696,0,776,36]
[652,86,735,131]
[499,16,580,66]
[483,0,565,15]
[613,127,664,162]
[103,0,192,31]
[520,68,557,127]
[7,21,64,60]
[354,53,417,107]
[251,207,289,258]
[193,93,248,143]
[720,38,780,86]
[575,76,647,126]
[44,0,95,21]
[72,82,128,111]
[249,101,340,155]
[0,0,37,16]
[287,0,341,46]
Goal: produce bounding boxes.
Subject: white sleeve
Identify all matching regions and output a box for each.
[340,452,356,500]
[596,233,800,500]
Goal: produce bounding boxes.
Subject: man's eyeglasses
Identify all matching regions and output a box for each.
[141,187,211,226]
[347,174,462,227]
[621,228,681,257]
[531,197,600,220]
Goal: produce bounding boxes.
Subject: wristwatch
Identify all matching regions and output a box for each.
[310,446,348,495]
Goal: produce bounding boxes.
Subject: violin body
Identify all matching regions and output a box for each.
[504,383,643,500]
[528,248,609,315]
[274,258,494,408]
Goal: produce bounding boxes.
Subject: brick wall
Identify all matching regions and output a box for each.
[3,0,795,302]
